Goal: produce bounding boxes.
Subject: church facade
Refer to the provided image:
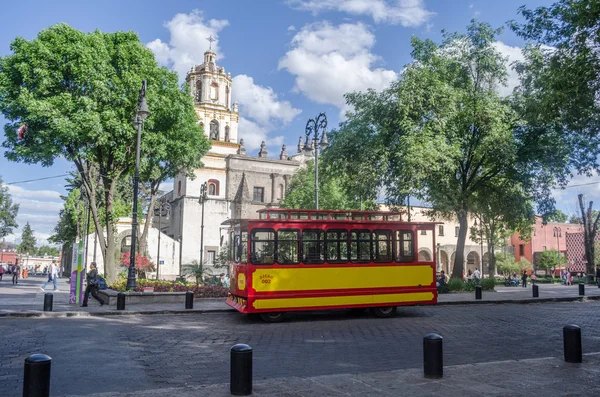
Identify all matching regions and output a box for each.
[162,48,307,276]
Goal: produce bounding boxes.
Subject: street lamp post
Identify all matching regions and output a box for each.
[155,202,171,280]
[199,182,207,267]
[304,113,328,210]
[126,80,150,291]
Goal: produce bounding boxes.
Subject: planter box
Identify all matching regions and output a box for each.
[98,289,187,306]
[142,287,154,293]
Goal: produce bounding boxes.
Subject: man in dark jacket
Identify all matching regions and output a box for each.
[81,262,106,307]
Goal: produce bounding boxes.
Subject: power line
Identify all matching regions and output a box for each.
[562,180,600,189]
[4,174,70,185]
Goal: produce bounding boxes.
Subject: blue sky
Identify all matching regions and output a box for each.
[1,0,597,244]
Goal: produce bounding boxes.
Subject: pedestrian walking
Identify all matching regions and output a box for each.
[81,262,106,307]
[521,271,528,288]
[473,268,481,285]
[596,266,600,288]
[40,260,59,292]
[0,264,4,281]
[11,261,20,285]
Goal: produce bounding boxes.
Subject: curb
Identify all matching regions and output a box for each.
[0,307,235,318]
[2,295,599,318]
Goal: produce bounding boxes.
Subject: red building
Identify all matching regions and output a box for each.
[0,250,17,266]
[511,217,583,269]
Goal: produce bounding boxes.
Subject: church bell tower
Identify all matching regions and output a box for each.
[185,36,239,147]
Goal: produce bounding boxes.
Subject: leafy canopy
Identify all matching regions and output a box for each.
[0,176,19,238]
[18,222,36,254]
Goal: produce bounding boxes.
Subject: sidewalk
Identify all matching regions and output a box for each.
[1,277,599,318]
[64,352,600,396]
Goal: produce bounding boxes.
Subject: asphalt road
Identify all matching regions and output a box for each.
[1,302,599,396]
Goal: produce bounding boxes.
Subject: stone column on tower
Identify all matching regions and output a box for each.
[270,173,279,204]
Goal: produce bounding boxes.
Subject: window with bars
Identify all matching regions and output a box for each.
[395,230,414,262]
[251,229,275,264]
[325,230,348,263]
[277,229,299,264]
[253,187,265,202]
[350,230,371,262]
[373,230,392,262]
[439,225,444,236]
[302,229,324,263]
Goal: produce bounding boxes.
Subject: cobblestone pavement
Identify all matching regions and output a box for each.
[2,301,600,396]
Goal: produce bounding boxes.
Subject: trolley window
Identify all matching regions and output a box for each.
[234,230,248,264]
[350,230,371,262]
[290,212,309,220]
[333,213,347,220]
[373,230,392,262]
[325,230,348,263]
[395,230,414,262]
[251,229,275,265]
[302,229,324,263]
[312,213,328,220]
[277,229,300,264]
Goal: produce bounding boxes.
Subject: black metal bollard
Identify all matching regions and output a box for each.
[23,354,52,397]
[579,283,585,296]
[563,324,582,363]
[43,293,53,312]
[116,292,126,311]
[230,344,252,396]
[423,333,443,379]
[533,284,539,298]
[185,291,194,309]
[475,285,482,300]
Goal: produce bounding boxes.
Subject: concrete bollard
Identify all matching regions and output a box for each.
[185,291,194,309]
[230,344,253,395]
[23,354,52,397]
[423,334,443,379]
[563,324,582,363]
[43,293,53,312]
[533,284,539,298]
[579,283,585,296]
[116,292,126,311]
[475,285,482,300]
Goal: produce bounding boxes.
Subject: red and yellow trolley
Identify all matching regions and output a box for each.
[225,209,438,322]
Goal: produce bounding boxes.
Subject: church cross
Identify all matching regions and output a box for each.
[207,35,215,50]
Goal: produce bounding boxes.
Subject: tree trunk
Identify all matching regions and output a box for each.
[103,179,118,283]
[452,212,468,278]
[578,194,600,276]
[138,187,158,257]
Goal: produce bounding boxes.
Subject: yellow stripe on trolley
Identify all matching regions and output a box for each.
[252,292,434,310]
[252,266,432,292]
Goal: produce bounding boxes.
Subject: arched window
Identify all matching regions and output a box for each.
[209,120,219,140]
[226,86,230,108]
[196,80,202,103]
[224,125,230,142]
[210,82,219,101]
[208,179,220,196]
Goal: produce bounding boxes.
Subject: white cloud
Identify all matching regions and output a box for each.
[6,185,61,200]
[17,213,60,226]
[288,0,435,27]
[493,41,525,97]
[278,22,397,109]
[232,75,301,126]
[238,118,286,152]
[147,10,229,80]
[288,25,297,31]
[16,199,63,214]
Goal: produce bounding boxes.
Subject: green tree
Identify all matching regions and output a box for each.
[281,160,376,210]
[182,260,205,286]
[332,21,554,278]
[0,176,19,238]
[578,194,600,275]
[495,253,521,275]
[537,249,567,276]
[18,222,36,254]
[0,24,207,282]
[547,209,568,223]
[37,245,60,257]
[510,1,600,180]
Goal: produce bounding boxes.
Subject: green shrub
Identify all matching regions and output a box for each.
[480,278,495,291]
[447,277,464,292]
[463,280,475,292]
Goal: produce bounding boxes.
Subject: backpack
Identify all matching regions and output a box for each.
[96,277,108,290]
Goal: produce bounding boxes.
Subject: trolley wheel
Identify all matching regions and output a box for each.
[371,306,397,318]
[259,312,285,323]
